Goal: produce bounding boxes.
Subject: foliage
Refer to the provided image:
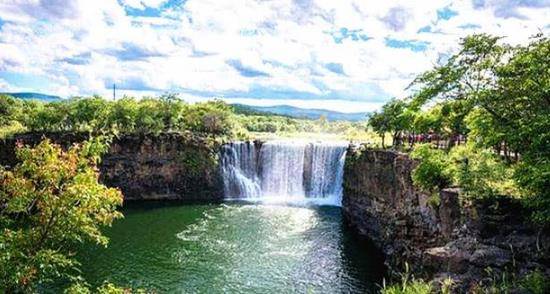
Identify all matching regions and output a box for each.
[410,142,521,201]
[411,108,442,135]
[410,144,452,192]
[447,144,520,199]
[381,280,433,294]
[64,282,146,294]
[1,95,237,138]
[178,147,218,177]
[237,112,372,140]
[366,111,390,148]
[0,121,27,139]
[381,264,433,294]
[466,268,550,294]
[182,100,235,135]
[520,269,550,294]
[1,95,378,143]
[367,98,410,147]
[0,94,25,126]
[412,34,549,223]
[0,138,123,292]
[69,97,112,132]
[383,267,549,294]
[369,33,549,224]
[515,161,550,224]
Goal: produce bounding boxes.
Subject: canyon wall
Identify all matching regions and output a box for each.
[2,134,548,289]
[0,132,224,201]
[343,145,549,290]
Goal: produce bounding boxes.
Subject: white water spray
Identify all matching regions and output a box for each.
[220,140,348,206]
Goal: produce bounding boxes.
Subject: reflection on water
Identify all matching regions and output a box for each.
[71,202,385,293]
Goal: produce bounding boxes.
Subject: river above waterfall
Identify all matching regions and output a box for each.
[72,202,384,293]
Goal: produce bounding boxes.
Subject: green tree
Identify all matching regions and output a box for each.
[135,98,166,134]
[182,100,235,135]
[410,144,452,192]
[0,95,24,126]
[411,107,442,136]
[69,97,112,132]
[447,144,519,199]
[0,95,28,138]
[107,97,139,133]
[367,98,410,148]
[367,111,390,148]
[490,35,550,223]
[410,34,507,147]
[407,33,550,223]
[0,138,123,292]
[27,102,71,132]
[163,98,186,132]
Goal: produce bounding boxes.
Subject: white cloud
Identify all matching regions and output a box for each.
[0,0,548,110]
[0,78,19,92]
[121,0,168,10]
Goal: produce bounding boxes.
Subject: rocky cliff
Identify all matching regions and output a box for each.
[343,145,549,290]
[0,132,224,201]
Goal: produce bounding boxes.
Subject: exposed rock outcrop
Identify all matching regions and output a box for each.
[0,132,224,201]
[343,145,549,291]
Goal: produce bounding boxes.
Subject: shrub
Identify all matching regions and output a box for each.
[0,138,123,292]
[0,121,27,139]
[381,264,433,294]
[520,270,550,294]
[381,280,433,294]
[515,160,550,225]
[410,144,452,192]
[447,144,520,199]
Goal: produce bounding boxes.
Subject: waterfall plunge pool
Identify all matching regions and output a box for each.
[71,202,385,293]
[52,141,386,292]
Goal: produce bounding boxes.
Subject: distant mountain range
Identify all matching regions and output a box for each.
[2,92,367,122]
[2,92,61,102]
[232,104,368,121]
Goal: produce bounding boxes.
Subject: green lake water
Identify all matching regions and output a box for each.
[74,202,385,293]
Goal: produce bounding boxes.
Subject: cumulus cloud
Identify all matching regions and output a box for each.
[0,0,548,111]
[381,7,412,31]
[472,0,550,19]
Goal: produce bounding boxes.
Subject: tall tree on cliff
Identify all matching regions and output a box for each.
[409,33,550,224]
[367,98,411,148]
[409,34,508,148]
[495,34,550,224]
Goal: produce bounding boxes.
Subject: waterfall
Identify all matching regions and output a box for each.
[220,142,261,199]
[220,140,348,206]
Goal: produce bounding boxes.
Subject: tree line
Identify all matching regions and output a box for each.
[0,94,236,137]
[0,94,373,142]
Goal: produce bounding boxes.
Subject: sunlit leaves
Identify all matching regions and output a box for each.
[5,95,238,138]
[410,144,452,192]
[401,33,550,224]
[0,139,123,292]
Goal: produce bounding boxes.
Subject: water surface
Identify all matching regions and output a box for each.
[77,202,384,293]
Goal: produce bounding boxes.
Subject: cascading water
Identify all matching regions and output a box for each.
[260,141,307,199]
[220,140,348,206]
[220,142,261,199]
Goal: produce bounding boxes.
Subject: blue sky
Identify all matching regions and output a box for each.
[0,0,548,112]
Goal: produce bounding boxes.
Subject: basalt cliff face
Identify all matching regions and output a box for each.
[343,145,549,291]
[0,132,224,201]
